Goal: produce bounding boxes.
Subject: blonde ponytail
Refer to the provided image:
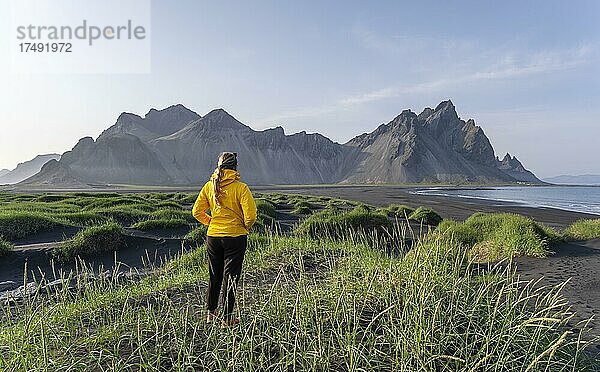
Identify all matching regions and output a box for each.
[212,152,237,206]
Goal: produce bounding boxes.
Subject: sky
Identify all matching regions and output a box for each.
[0,0,599,178]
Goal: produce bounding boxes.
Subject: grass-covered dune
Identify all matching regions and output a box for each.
[294,205,393,238]
[434,213,562,262]
[54,222,126,262]
[0,192,196,234]
[564,219,600,241]
[0,212,65,241]
[0,229,595,370]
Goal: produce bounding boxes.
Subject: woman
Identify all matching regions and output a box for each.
[192,152,257,326]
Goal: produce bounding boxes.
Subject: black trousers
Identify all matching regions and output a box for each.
[206,235,247,317]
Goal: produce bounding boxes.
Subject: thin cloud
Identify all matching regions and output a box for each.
[260,44,596,124]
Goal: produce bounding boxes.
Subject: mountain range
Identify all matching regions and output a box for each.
[543,174,600,185]
[0,154,60,185]
[15,100,541,187]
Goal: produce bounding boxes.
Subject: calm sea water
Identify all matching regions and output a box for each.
[413,186,600,215]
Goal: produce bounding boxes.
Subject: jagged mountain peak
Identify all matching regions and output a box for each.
[145,103,196,118]
[388,109,418,127]
[20,100,542,187]
[197,108,250,130]
[428,99,459,122]
[500,153,525,168]
[116,111,141,122]
[203,108,235,120]
[103,104,200,141]
[417,107,434,121]
[435,99,455,111]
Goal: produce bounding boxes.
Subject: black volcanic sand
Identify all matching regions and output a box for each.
[0,231,189,294]
[516,239,600,346]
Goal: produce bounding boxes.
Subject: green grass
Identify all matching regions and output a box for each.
[0,191,598,369]
[0,227,594,370]
[435,212,562,261]
[54,211,109,226]
[256,199,277,218]
[149,209,197,223]
[178,193,200,204]
[295,205,392,238]
[564,219,600,241]
[0,211,64,241]
[408,206,443,226]
[183,225,208,245]
[154,201,184,210]
[53,222,125,261]
[132,218,190,231]
[96,206,150,225]
[0,236,12,256]
[377,204,414,218]
[294,200,316,210]
[292,205,312,215]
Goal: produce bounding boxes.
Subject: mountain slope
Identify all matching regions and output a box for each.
[497,153,540,183]
[59,135,172,185]
[0,154,60,185]
[18,101,542,186]
[151,109,358,184]
[19,159,89,188]
[100,104,200,142]
[343,101,540,184]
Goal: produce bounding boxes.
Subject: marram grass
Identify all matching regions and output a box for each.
[0,236,12,256]
[0,226,596,371]
[434,212,562,262]
[564,219,600,241]
[53,222,125,262]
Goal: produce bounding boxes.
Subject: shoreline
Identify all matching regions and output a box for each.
[2,184,597,227]
[410,187,600,217]
[254,185,598,228]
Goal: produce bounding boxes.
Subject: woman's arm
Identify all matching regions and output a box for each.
[192,184,212,226]
[240,185,257,230]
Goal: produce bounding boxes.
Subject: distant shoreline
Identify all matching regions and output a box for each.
[253,185,598,228]
[412,185,600,216]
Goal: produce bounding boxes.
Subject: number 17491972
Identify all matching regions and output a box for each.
[19,42,72,53]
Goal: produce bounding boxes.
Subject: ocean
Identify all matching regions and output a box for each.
[412,186,600,215]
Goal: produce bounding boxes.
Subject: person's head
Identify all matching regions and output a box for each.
[217,152,237,171]
[212,152,238,206]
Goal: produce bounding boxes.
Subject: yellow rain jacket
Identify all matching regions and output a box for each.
[192,169,257,237]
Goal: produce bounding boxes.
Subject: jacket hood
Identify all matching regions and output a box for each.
[210,168,240,187]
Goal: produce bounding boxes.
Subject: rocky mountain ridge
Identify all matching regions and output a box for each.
[17,101,542,187]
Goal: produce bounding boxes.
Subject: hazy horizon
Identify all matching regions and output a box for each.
[1,0,599,178]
